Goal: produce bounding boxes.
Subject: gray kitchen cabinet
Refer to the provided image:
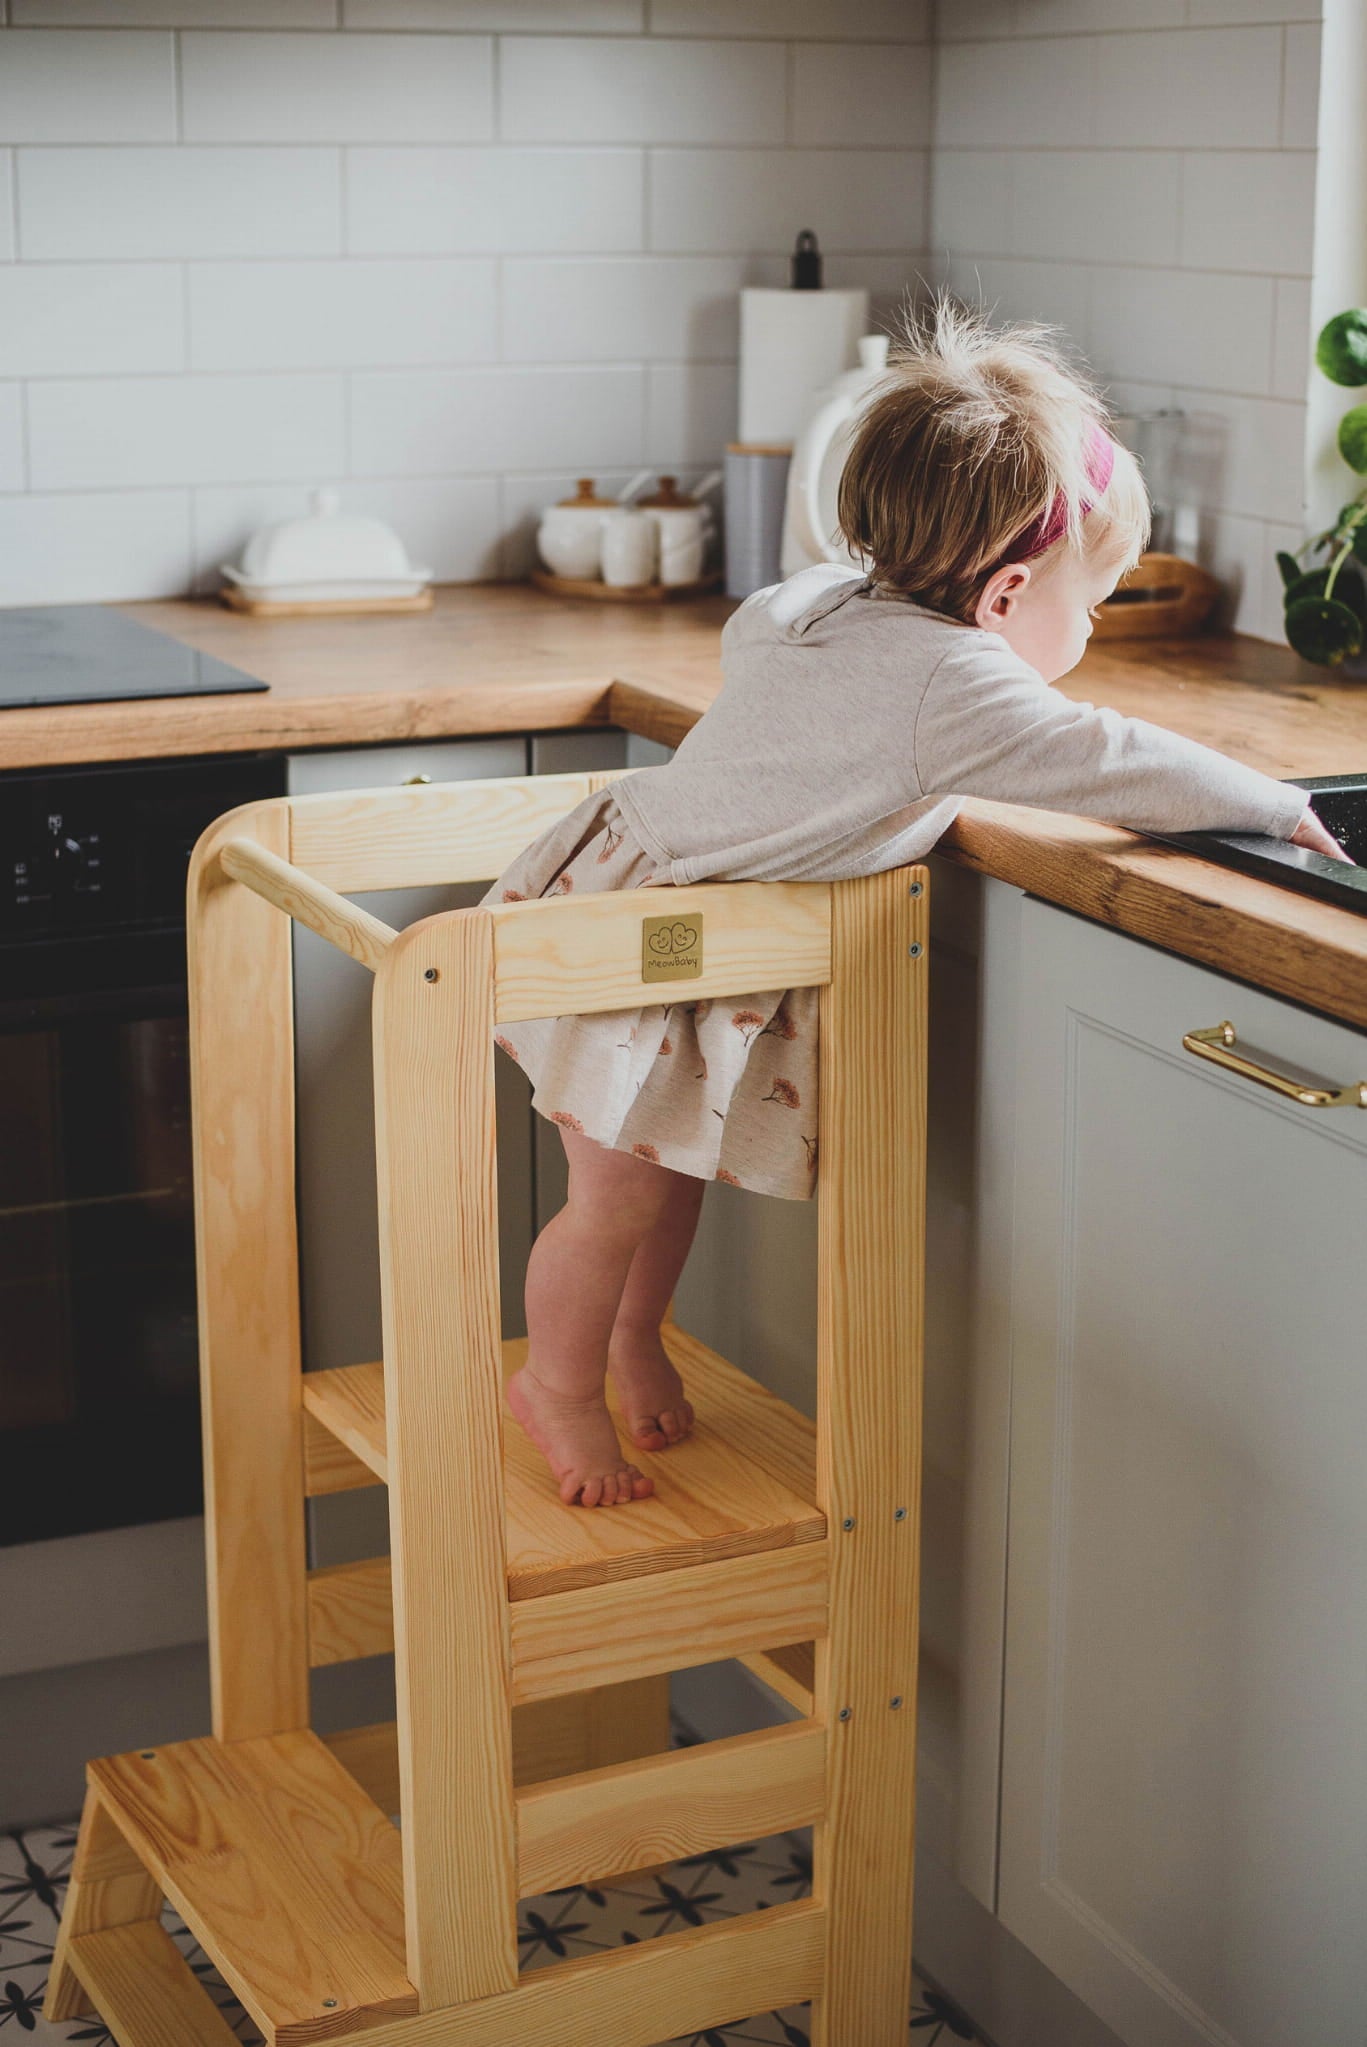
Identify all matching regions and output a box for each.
[996,896,1367,2047]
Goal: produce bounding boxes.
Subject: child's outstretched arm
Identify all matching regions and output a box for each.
[914,642,1351,861]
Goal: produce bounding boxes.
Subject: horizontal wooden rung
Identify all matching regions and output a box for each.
[486,881,831,1023]
[339,1897,824,2047]
[510,1542,829,1706]
[69,1920,243,2047]
[515,1719,826,1897]
[739,1642,816,1717]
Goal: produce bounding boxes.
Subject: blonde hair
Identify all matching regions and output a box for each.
[837,295,1150,621]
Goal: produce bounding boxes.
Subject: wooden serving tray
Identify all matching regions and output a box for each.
[1092,552,1219,639]
[220,586,435,618]
[531,569,722,604]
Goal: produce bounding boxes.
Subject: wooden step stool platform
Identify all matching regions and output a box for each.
[46,774,927,2047]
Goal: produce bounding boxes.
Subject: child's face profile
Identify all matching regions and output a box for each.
[972,545,1122,683]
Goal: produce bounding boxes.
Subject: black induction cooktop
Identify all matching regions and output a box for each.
[0,605,268,710]
[1144,775,1367,916]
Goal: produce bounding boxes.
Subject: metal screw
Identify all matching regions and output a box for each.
[837,1706,852,1722]
[841,1516,856,1532]
[908,942,922,958]
[423,967,439,982]
[139,1750,155,1760]
[907,881,922,898]
[894,1506,907,1522]
[890,1695,904,1711]
[323,2000,338,2010]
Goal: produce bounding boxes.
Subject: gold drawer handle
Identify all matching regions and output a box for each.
[1181,1021,1367,1108]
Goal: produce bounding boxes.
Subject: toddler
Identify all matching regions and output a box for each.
[486,299,1348,1510]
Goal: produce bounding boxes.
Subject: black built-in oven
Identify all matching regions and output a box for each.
[0,753,285,1545]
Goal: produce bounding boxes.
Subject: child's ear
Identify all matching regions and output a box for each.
[973,563,1031,630]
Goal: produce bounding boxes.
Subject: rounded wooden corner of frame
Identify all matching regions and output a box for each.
[372,899,494,985]
[189,796,292,899]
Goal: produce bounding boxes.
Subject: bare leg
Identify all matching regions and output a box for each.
[506,1126,693,1506]
[608,1171,704,1451]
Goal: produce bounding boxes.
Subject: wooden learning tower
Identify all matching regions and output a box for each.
[44,770,928,2047]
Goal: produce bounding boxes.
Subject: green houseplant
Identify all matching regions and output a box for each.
[1277,308,1367,666]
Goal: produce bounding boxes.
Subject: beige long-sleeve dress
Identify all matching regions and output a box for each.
[484,566,1310,1200]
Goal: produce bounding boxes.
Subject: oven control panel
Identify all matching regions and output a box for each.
[1,755,285,941]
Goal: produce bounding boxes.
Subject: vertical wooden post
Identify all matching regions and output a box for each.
[810,867,927,2047]
[43,1791,161,2022]
[372,910,519,2009]
[187,802,310,1742]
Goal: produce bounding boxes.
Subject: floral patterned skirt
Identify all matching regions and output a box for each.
[481,788,818,1200]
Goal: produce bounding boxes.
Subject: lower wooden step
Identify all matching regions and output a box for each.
[68,1920,242,2047]
[89,1729,416,2047]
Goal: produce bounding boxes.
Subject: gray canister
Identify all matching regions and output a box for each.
[724,442,792,598]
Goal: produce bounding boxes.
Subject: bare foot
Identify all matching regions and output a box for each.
[607,1331,695,1453]
[507,1363,655,1507]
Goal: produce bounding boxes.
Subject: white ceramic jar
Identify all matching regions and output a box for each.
[536,479,613,580]
[600,507,657,587]
[639,476,712,587]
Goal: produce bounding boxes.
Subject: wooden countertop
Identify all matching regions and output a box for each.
[4,582,1367,1034]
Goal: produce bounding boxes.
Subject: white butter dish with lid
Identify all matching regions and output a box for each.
[219,489,434,613]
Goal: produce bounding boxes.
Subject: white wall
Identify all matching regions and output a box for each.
[0,1,931,605]
[930,0,1321,641]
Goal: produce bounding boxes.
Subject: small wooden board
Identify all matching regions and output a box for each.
[531,568,722,604]
[220,586,434,618]
[89,1730,415,2047]
[301,1323,824,1599]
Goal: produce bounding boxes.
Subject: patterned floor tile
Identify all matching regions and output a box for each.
[1,1759,987,2046]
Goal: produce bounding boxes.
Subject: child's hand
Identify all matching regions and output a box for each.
[1290,807,1355,865]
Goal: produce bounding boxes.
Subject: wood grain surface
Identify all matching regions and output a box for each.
[6,583,1365,1028]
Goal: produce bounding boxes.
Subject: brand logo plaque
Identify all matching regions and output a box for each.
[641,913,703,984]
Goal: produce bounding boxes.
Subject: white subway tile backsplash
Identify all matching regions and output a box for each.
[0,30,174,143]
[0,264,184,378]
[1094,27,1282,150]
[935,35,1094,148]
[1180,151,1315,275]
[928,150,1011,257]
[934,0,1015,38]
[1271,278,1312,401]
[1090,266,1276,393]
[181,33,493,143]
[652,0,928,33]
[1171,388,1308,524]
[18,148,341,259]
[192,475,502,590]
[189,259,497,371]
[0,388,23,493]
[346,148,642,256]
[0,491,191,606]
[944,254,1093,359]
[1013,0,1183,29]
[1281,23,1321,149]
[645,360,737,466]
[502,256,749,363]
[28,374,345,489]
[344,0,641,22]
[0,156,13,263]
[1187,0,1318,21]
[13,1,335,21]
[791,44,932,149]
[500,38,786,145]
[1009,151,1180,266]
[649,150,927,255]
[349,365,644,476]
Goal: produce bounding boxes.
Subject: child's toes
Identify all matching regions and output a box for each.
[629,1415,670,1451]
[577,1473,605,1508]
[627,1467,655,1500]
